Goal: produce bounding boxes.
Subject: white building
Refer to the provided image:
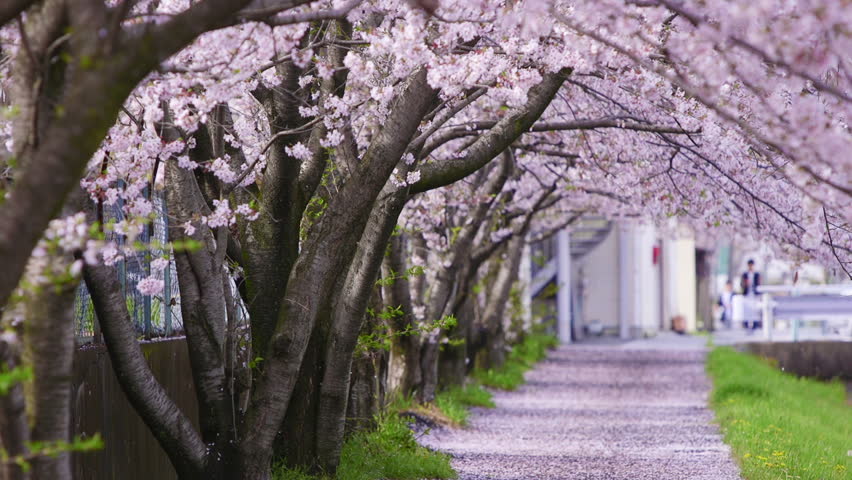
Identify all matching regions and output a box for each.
[533,219,701,342]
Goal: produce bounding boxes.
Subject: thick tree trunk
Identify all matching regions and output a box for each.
[345,300,386,436]
[281,184,409,474]
[484,324,508,369]
[237,68,437,476]
[398,333,423,397]
[241,60,306,360]
[165,138,237,473]
[1,7,71,474]
[277,326,325,471]
[418,339,441,403]
[345,351,383,434]
[24,273,77,480]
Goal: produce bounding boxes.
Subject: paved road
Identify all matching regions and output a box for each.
[421,345,741,480]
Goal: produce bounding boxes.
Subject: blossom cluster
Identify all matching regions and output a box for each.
[1,0,849,304]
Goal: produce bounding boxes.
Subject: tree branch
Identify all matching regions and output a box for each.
[0,0,36,28]
[822,207,852,280]
[84,263,207,478]
[412,68,571,193]
[422,116,699,158]
[243,0,363,26]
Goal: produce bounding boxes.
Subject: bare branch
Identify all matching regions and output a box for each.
[242,0,362,26]
[413,68,571,193]
[422,116,699,160]
[823,207,852,280]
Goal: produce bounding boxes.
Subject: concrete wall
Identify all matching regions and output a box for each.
[739,341,852,381]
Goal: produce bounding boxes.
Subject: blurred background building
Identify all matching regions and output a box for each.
[530,216,852,343]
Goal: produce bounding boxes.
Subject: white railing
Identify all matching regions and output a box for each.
[731,285,852,342]
[757,284,852,295]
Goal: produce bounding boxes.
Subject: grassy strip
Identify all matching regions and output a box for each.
[392,382,495,427]
[273,383,494,480]
[273,412,456,480]
[434,383,496,425]
[707,347,851,480]
[274,333,556,480]
[473,333,558,390]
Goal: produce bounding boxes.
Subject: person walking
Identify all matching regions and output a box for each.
[741,259,761,296]
[740,259,761,330]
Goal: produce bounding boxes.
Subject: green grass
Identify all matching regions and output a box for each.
[473,333,558,390]
[273,466,315,480]
[707,347,851,480]
[273,412,456,480]
[273,332,555,480]
[434,383,496,425]
[388,382,495,427]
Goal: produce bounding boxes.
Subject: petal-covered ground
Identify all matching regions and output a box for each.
[421,343,741,480]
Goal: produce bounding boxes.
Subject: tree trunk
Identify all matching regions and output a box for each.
[24,272,77,480]
[398,333,423,398]
[481,236,526,369]
[418,339,441,403]
[279,184,409,474]
[345,351,381,435]
[85,261,208,479]
[438,294,474,389]
[277,323,326,472]
[384,234,422,397]
[165,142,237,473]
[345,303,386,437]
[0,333,29,480]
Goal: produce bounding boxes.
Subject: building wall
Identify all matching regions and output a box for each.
[574,226,620,335]
[664,235,698,332]
[569,220,694,338]
[633,224,662,337]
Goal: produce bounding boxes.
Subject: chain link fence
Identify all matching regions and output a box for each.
[74,192,184,343]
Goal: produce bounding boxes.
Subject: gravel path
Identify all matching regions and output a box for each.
[420,345,742,480]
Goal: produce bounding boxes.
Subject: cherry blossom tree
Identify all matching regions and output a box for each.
[0,1,849,479]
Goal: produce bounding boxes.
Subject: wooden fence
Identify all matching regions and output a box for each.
[71,338,197,480]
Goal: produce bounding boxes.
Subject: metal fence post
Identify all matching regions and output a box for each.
[162,197,172,336]
[762,293,773,341]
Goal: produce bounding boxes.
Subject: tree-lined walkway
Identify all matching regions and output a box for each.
[421,344,741,479]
